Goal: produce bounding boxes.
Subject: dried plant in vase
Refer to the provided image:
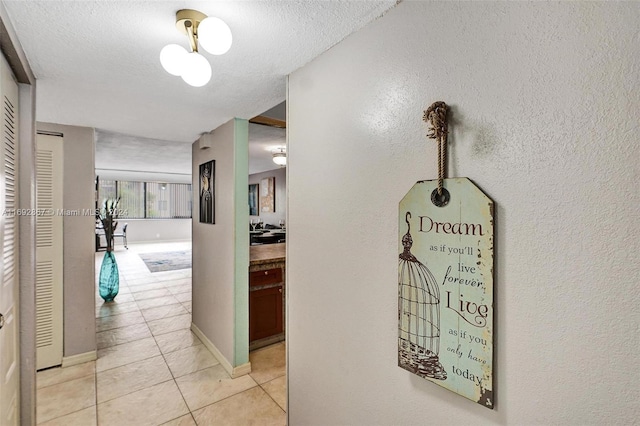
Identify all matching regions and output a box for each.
[98,198,121,302]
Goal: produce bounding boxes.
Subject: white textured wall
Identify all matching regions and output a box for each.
[192,120,237,363]
[123,219,191,244]
[192,119,249,367]
[249,167,286,225]
[287,2,640,425]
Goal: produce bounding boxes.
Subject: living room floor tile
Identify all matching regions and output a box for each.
[37,375,95,424]
[154,329,201,355]
[164,344,219,378]
[97,380,188,426]
[141,303,188,322]
[97,337,161,372]
[249,342,286,384]
[191,387,285,426]
[96,322,152,349]
[37,361,95,389]
[97,355,172,403]
[35,242,287,425]
[147,313,191,336]
[175,364,258,411]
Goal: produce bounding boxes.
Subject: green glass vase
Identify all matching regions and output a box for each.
[99,251,119,302]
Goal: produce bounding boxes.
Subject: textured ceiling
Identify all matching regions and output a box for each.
[95,129,192,182]
[4,0,397,143]
[95,122,286,181]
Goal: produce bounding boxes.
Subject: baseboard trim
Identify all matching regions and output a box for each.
[232,362,252,378]
[127,238,192,245]
[62,350,97,367]
[191,323,251,378]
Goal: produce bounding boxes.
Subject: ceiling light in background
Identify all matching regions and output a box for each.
[160,9,232,87]
[272,148,286,166]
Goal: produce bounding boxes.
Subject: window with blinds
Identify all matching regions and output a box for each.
[97,180,192,219]
[117,181,145,218]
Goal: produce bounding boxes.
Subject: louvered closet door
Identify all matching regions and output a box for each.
[0,52,19,426]
[35,134,63,370]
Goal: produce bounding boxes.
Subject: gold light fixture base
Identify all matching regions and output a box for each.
[175,9,207,52]
[175,9,207,33]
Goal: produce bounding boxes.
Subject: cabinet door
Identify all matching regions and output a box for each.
[249,286,283,341]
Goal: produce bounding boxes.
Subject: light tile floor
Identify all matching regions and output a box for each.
[36,242,286,426]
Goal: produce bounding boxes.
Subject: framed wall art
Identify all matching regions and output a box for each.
[260,177,275,213]
[199,160,215,224]
[249,183,259,216]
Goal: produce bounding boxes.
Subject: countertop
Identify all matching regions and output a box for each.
[250,243,285,266]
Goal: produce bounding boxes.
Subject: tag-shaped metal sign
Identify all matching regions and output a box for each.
[398,177,494,408]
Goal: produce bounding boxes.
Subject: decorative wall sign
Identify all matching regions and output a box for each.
[260,177,275,213]
[249,183,259,216]
[199,160,215,224]
[399,180,494,408]
[397,102,494,408]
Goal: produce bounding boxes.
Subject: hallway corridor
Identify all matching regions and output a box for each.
[35,242,286,425]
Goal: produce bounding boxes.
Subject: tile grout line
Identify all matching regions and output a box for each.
[35,372,95,391]
[146,285,194,423]
[186,379,262,417]
[183,373,285,420]
[94,358,99,426]
[95,327,196,375]
[95,377,176,407]
[257,374,287,414]
[35,403,97,425]
[95,268,110,425]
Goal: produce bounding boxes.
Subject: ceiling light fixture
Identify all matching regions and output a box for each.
[272,148,287,167]
[160,9,232,87]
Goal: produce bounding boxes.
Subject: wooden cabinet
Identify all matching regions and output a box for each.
[249,265,284,344]
[249,244,285,350]
[249,286,283,341]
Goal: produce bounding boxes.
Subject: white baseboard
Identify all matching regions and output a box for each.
[191,323,251,378]
[232,362,252,378]
[126,238,192,247]
[62,350,97,367]
[127,238,192,245]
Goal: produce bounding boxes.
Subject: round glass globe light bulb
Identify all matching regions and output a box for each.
[160,44,187,76]
[198,17,233,55]
[181,52,212,87]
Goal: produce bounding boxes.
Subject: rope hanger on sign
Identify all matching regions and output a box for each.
[423,101,449,206]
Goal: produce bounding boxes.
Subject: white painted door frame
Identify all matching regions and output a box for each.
[0,49,20,426]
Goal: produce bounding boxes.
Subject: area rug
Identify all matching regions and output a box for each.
[139,250,192,273]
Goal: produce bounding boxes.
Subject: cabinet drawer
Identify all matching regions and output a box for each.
[250,268,282,287]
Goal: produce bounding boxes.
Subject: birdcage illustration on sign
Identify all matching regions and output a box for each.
[398,212,446,380]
